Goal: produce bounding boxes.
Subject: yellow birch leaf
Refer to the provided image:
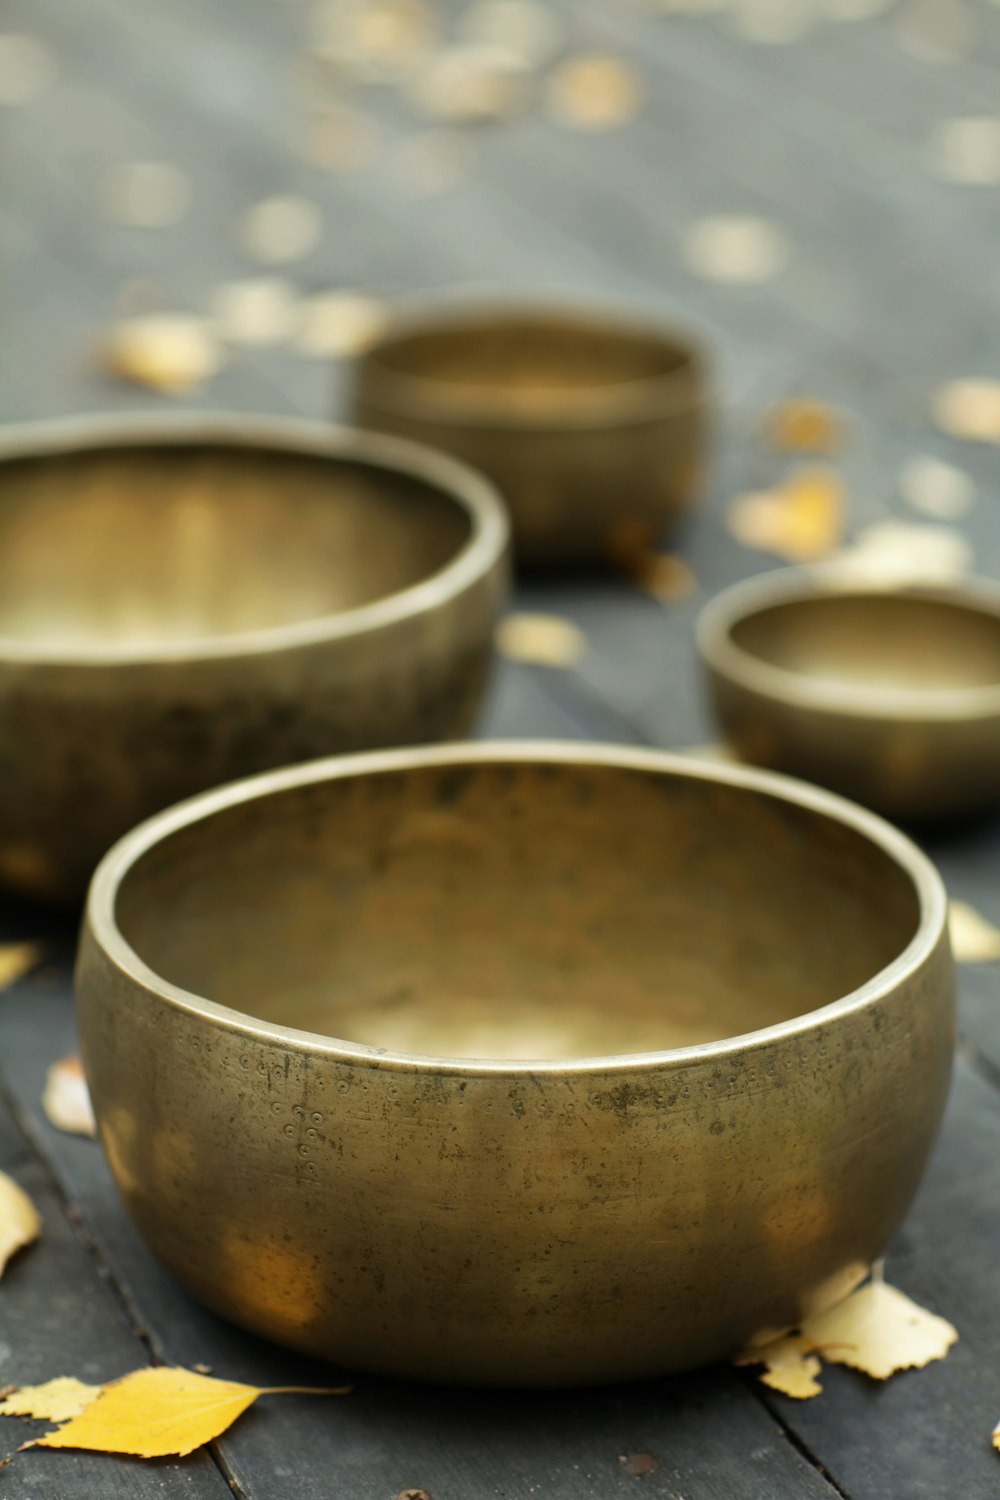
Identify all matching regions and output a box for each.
[0,1377,101,1422]
[0,1170,41,1277]
[30,1367,349,1459]
[0,942,41,992]
[948,899,1000,963]
[734,1333,823,1399]
[728,468,844,561]
[802,1279,957,1379]
[42,1056,96,1138]
[495,612,587,667]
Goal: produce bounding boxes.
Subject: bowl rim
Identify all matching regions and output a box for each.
[0,412,509,666]
[352,296,708,430]
[84,740,949,1077]
[697,566,1000,721]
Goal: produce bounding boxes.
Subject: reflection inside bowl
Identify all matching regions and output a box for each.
[0,441,470,649]
[114,760,920,1061]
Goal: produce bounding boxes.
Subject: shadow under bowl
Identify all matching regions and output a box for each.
[0,414,508,900]
[350,300,708,566]
[77,743,952,1386]
[698,568,1000,823]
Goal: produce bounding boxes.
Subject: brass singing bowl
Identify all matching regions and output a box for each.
[0,415,508,901]
[699,568,1000,822]
[350,301,708,566]
[77,743,953,1387]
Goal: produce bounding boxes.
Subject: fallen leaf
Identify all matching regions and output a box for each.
[413,45,529,123]
[458,0,563,66]
[737,1274,957,1398]
[765,399,842,453]
[27,1368,349,1458]
[396,1490,433,1500]
[239,196,322,265]
[547,54,643,130]
[0,1378,101,1423]
[42,1057,97,1139]
[830,519,971,583]
[295,291,387,357]
[310,0,436,80]
[631,552,699,603]
[102,314,223,394]
[932,378,1000,442]
[495,612,587,667]
[804,1278,957,1380]
[728,468,843,561]
[618,1452,660,1475]
[102,162,191,228]
[210,278,299,346]
[949,899,1000,962]
[898,456,975,519]
[734,1333,822,1399]
[683,215,789,284]
[0,942,41,992]
[0,34,55,105]
[0,1172,40,1277]
[925,116,1000,184]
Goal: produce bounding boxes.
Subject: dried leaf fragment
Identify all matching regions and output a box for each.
[0,1171,41,1277]
[239,196,322,265]
[830,520,971,584]
[210,278,299,347]
[683,215,789,284]
[295,291,387,357]
[42,1057,96,1139]
[932,378,1000,442]
[28,1367,349,1458]
[102,315,222,394]
[0,941,41,992]
[728,468,843,561]
[0,1378,100,1423]
[495,612,587,667]
[898,456,975,519]
[547,54,643,130]
[949,899,1000,963]
[414,45,529,123]
[805,1279,957,1379]
[765,399,842,453]
[736,1276,957,1398]
[734,1333,822,1399]
[925,116,1000,184]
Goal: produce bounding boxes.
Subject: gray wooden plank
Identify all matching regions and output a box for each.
[0,1088,229,1497]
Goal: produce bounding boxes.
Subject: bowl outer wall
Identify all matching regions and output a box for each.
[74,759,955,1387]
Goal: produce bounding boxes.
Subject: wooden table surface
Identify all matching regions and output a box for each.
[3,0,1000,1494]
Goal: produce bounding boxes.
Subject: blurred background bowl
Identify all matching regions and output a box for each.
[350,299,708,567]
[698,568,1000,823]
[0,414,508,901]
[78,743,952,1387]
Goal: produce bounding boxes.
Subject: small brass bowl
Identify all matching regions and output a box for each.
[350,301,708,565]
[698,568,1000,822]
[0,415,507,901]
[77,744,952,1387]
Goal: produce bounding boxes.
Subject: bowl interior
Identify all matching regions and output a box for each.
[113,760,920,1062]
[0,440,471,648]
[364,313,693,417]
[730,592,1000,694]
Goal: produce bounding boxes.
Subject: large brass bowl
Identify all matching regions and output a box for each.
[350,300,708,565]
[0,415,507,900]
[698,568,1000,822]
[77,744,953,1387]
